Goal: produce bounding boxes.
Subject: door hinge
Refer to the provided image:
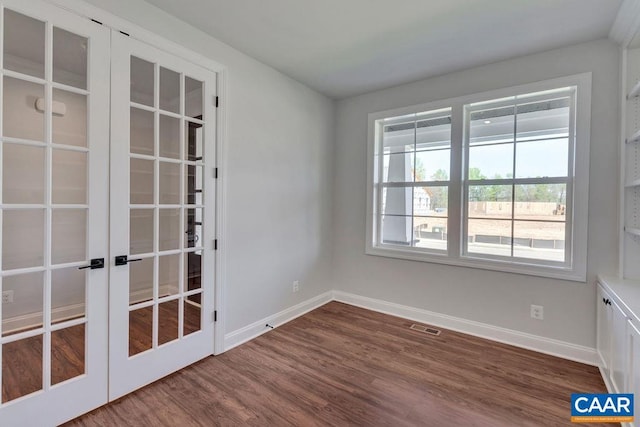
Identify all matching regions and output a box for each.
[90,18,103,25]
[215,96,219,108]
[213,311,218,322]
[214,239,218,250]
[215,167,218,179]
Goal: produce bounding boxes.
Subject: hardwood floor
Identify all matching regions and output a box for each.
[66,302,612,427]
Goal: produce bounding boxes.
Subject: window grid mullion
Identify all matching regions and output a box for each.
[510,101,518,258]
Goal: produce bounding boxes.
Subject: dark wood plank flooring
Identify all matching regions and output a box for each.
[66,302,611,426]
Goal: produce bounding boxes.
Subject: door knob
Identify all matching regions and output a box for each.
[115,255,143,266]
[78,258,105,270]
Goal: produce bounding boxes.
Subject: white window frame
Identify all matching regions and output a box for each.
[366,73,591,282]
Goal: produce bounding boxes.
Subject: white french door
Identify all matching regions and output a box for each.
[0,0,110,425]
[109,32,217,400]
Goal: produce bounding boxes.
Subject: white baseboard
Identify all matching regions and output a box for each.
[333,290,599,366]
[223,291,333,352]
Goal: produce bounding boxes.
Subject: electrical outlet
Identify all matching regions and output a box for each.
[292,280,299,293]
[530,304,544,320]
[2,290,14,304]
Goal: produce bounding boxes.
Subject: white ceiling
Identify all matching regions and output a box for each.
[143,0,623,99]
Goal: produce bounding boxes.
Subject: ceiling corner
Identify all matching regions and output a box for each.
[610,0,640,46]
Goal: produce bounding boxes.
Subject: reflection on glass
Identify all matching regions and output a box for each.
[159,115,180,159]
[185,77,203,119]
[383,152,414,183]
[130,209,154,254]
[467,219,512,257]
[160,162,180,205]
[130,108,154,155]
[4,9,45,79]
[3,143,45,204]
[185,208,202,248]
[131,57,154,107]
[159,254,180,297]
[160,67,180,113]
[468,185,512,219]
[413,216,447,251]
[158,299,179,345]
[2,272,44,337]
[468,143,513,180]
[514,184,566,221]
[52,268,85,324]
[53,27,87,89]
[53,149,87,204]
[513,221,565,262]
[129,257,154,305]
[184,297,201,336]
[130,158,155,204]
[185,121,203,162]
[515,98,570,142]
[469,106,515,146]
[3,77,45,141]
[129,306,153,356]
[51,324,85,385]
[159,209,180,251]
[185,165,203,205]
[52,209,86,264]
[3,209,44,270]
[2,335,43,403]
[53,89,87,147]
[380,215,412,246]
[185,251,202,291]
[382,187,412,217]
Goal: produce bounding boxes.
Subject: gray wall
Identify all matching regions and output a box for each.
[81,0,335,333]
[333,38,620,348]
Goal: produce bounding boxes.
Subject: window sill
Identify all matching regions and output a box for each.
[365,245,586,282]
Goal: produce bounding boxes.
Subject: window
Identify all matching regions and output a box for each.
[366,74,591,281]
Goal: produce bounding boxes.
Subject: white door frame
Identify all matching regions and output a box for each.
[48,0,227,355]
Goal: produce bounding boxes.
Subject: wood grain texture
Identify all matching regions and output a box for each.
[66,301,612,426]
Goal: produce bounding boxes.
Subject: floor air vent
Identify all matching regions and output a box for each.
[410,324,441,336]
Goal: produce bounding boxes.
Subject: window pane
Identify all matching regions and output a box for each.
[131,57,154,107]
[52,149,87,204]
[159,67,180,113]
[53,27,87,89]
[513,221,565,262]
[3,77,44,141]
[414,186,447,217]
[468,143,513,180]
[3,209,44,270]
[159,115,180,159]
[4,10,45,79]
[468,185,512,219]
[53,89,87,147]
[382,187,412,216]
[3,143,45,204]
[185,77,203,119]
[415,149,450,182]
[383,152,414,183]
[515,138,568,178]
[130,108,154,155]
[415,115,451,151]
[515,98,570,142]
[413,216,447,251]
[467,219,512,257]
[380,215,412,245]
[514,184,566,221]
[469,106,514,146]
[2,272,44,337]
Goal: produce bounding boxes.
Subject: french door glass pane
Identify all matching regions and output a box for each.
[2,143,45,204]
[131,57,154,107]
[159,162,180,205]
[52,149,87,204]
[130,209,154,255]
[130,108,154,155]
[158,299,179,345]
[3,77,45,141]
[159,208,180,251]
[53,89,88,147]
[3,209,45,270]
[159,67,180,113]
[159,115,180,159]
[51,324,85,385]
[158,254,180,297]
[52,209,87,264]
[129,307,153,356]
[130,158,155,204]
[185,121,203,161]
[53,27,87,90]
[185,77,203,119]
[183,298,201,336]
[2,335,43,402]
[51,268,86,324]
[129,257,154,305]
[1,272,44,337]
[3,9,45,79]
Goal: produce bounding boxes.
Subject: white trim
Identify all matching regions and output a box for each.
[332,290,598,366]
[223,291,333,352]
[366,73,592,282]
[609,0,640,47]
